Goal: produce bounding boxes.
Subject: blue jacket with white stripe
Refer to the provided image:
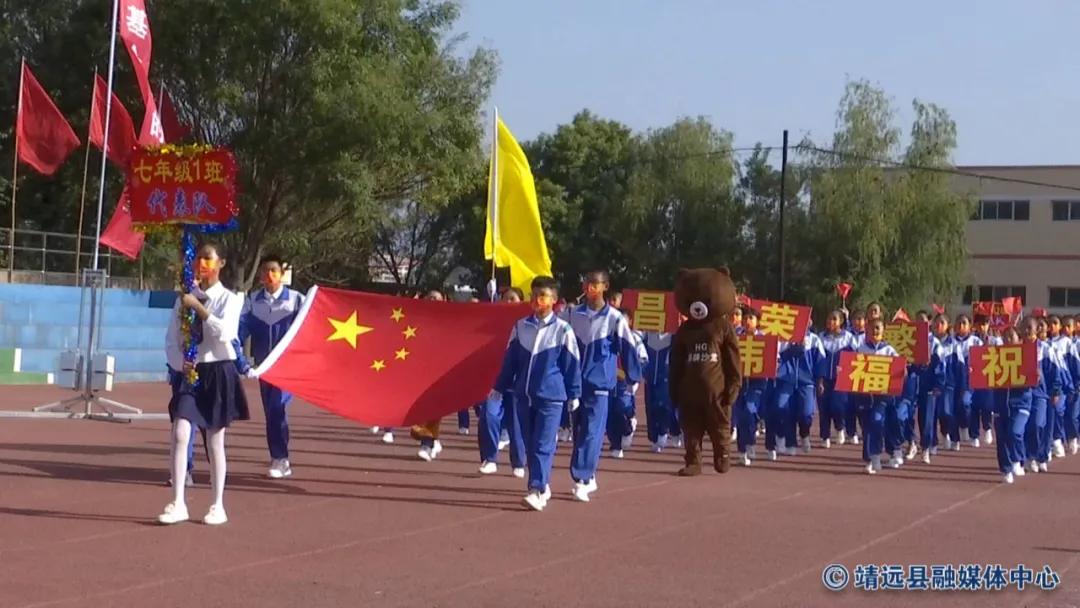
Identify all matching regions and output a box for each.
[239,286,305,364]
[568,304,644,395]
[494,313,582,402]
[643,332,672,389]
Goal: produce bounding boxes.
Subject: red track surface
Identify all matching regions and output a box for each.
[1,383,1079,608]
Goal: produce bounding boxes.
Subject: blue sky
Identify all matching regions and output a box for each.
[455,1,1080,166]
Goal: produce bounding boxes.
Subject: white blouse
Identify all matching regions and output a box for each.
[165,281,243,369]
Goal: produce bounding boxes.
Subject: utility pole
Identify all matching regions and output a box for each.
[777,129,788,301]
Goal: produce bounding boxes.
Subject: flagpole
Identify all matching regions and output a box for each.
[91,0,120,272]
[9,59,25,284]
[488,106,499,299]
[75,69,97,281]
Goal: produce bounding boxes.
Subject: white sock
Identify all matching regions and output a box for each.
[207,427,227,507]
[171,419,192,505]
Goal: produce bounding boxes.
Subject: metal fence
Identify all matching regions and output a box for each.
[0,227,161,289]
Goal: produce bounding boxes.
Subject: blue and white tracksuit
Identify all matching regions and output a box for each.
[607,331,648,452]
[643,332,674,444]
[239,286,304,461]
[1026,340,1065,465]
[567,304,643,484]
[1066,338,1080,442]
[994,384,1029,474]
[917,334,949,450]
[970,334,1001,437]
[853,340,899,462]
[494,313,581,492]
[949,334,984,442]
[735,329,769,454]
[817,330,858,440]
[1048,335,1075,446]
[769,333,825,450]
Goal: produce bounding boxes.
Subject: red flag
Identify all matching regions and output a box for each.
[99,187,145,259]
[1033,307,1047,318]
[932,303,946,315]
[891,308,911,323]
[15,63,80,176]
[256,287,531,427]
[835,282,852,301]
[119,0,153,102]
[138,99,164,146]
[89,75,138,168]
[1001,296,1023,316]
[158,87,191,142]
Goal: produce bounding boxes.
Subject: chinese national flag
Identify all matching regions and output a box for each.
[99,187,145,259]
[89,75,138,168]
[255,286,530,427]
[15,63,80,176]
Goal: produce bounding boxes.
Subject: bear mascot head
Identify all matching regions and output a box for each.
[673,267,737,326]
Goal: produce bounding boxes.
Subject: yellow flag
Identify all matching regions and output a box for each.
[484,115,552,294]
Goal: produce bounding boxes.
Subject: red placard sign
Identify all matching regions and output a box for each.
[749,299,812,344]
[883,321,930,366]
[968,343,1038,390]
[128,147,238,225]
[622,289,680,333]
[738,334,778,379]
[834,351,907,396]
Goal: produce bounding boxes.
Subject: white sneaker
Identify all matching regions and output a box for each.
[381,432,394,444]
[431,440,443,458]
[767,449,778,461]
[557,428,571,442]
[657,434,669,449]
[872,455,883,472]
[740,452,751,467]
[1039,462,1048,473]
[512,467,525,479]
[837,429,847,445]
[1012,462,1025,477]
[776,437,787,452]
[478,461,497,475]
[823,438,832,449]
[891,450,904,466]
[624,418,638,449]
[943,437,953,450]
[611,449,624,459]
[672,435,684,448]
[852,434,860,445]
[157,501,189,525]
[748,445,757,460]
[971,438,980,448]
[960,428,970,443]
[1071,438,1080,456]
[1002,472,1015,484]
[418,446,433,462]
[541,485,552,502]
[890,457,903,469]
[865,461,877,475]
[1030,460,1040,474]
[1053,439,1066,458]
[801,437,812,453]
[731,427,738,444]
[571,482,591,503]
[651,443,664,453]
[584,478,599,494]
[268,459,292,479]
[755,428,762,438]
[202,504,228,526]
[498,430,510,451]
[370,426,381,434]
[522,491,546,511]
[922,451,931,465]
[983,429,994,445]
[951,440,961,452]
[905,443,918,461]
[458,427,470,436]
[785,447,798,456]
[930,446,939,455]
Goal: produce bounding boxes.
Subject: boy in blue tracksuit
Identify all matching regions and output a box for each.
[478,287,527,477]
[995,327,1030,484]
[1064,317,1080,455]
[949,315,983,448]
[770,326,825,457]
[1022,317,1064,473]
[918,315,950,464]
[492,276,581,512]
[817,310,857,447]
[567,270,643,503]
[606,317,648,458]
[854,319,900,474]
[1047,315,1074,458]
[736,308,768,465]
[238,255,304,479]
[971,315,999,446]
[643,330,673,452]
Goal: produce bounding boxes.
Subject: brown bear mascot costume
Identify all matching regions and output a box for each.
[669,267,742,476]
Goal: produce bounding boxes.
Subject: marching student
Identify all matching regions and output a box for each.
[735,308,768,465]
[950,315,984,448]
[606,310,647,458]
[567,270,643,503]
[769,321,825,458]
[1023,316,1065,473]
[1046,315,1074,458]
[919,313,951,465]
[643,328,674,453]
[854,318,899,474]
[971,314,999,446]
[995,327,1029,484]
[238,254,304,479]
[817,310,858,447]
[159,241,249,526]
[478,287,527,477]
[492,276,581,512]
[414,290,449,462]
[1064,316,1080,455]
[849,310,867,347]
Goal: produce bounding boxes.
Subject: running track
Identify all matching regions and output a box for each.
[1,383,1078,607]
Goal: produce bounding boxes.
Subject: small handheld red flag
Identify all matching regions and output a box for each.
[932,303,946,315]
[835,282,853,301]
[892,308,911,323]
[15,63,81,176]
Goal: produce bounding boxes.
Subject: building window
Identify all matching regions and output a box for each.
[1051,200,1080,221]
[966,285,1026,305]
[973,200,1030,221]
[1049,287,1080,307]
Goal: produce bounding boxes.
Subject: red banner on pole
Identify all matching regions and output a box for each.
[752,299,811,343]
[972,301,1022,331]
[883,321,930,366]
[968,343,1038,390]
[834,351,907,396]
[127,147,238,226]
[738,334,778,379]
[622,289,680,333]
